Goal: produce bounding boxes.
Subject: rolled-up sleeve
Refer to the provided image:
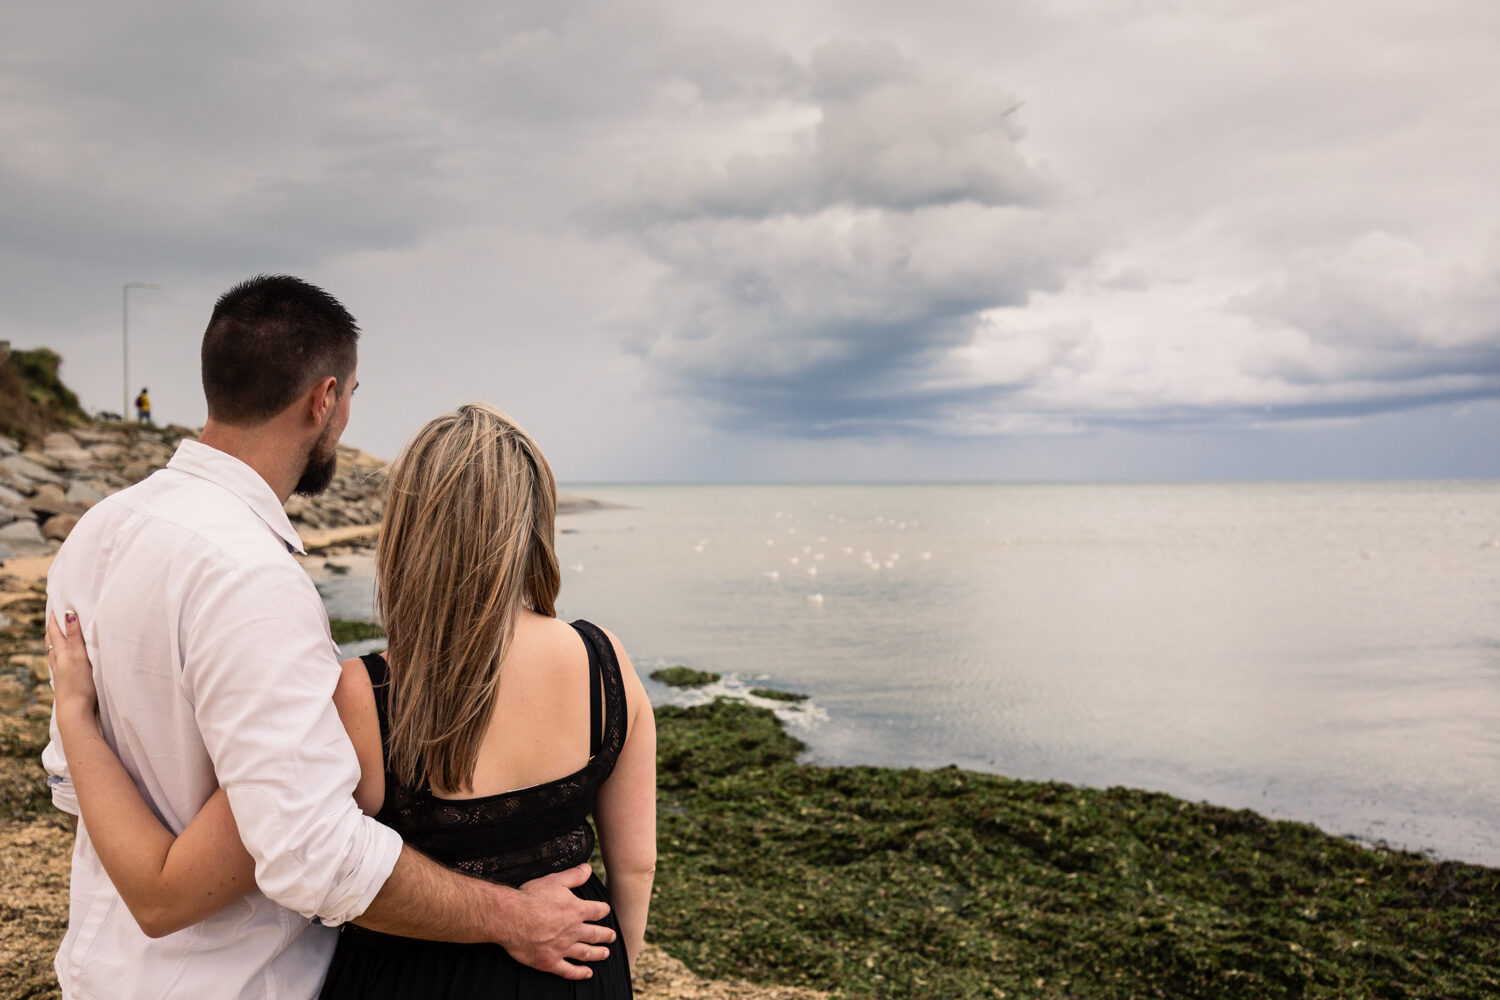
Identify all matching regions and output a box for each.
[40,596,79,816]
[42,722,78,816]
[182,561,401,924]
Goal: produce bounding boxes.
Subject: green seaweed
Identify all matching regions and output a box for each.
[649,665,721,688]
[328,619,386,644]
[650,698,1500,999]
[748,687,809,703]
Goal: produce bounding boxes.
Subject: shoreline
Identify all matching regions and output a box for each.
[4,583,1498,997]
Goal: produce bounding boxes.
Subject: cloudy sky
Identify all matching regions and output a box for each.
[4,0,1498,480]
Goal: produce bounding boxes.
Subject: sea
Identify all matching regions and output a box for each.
[313,481,1500,868]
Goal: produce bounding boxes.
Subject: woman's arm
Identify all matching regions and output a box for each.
[46,612,385,938]
[592,628,656,970]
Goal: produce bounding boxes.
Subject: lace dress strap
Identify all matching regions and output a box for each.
[569,619,628,778]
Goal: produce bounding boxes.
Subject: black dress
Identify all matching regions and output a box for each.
[319,620,633,999]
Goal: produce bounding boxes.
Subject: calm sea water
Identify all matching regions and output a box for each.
[315,482,1500,867]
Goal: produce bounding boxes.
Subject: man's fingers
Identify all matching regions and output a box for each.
[564,943,610,964]
[556,863,593,889]
[576,917,618,941]
[547,960,595,981]
[523,864,592,893]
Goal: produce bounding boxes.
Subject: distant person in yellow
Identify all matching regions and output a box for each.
[135,387,152,425]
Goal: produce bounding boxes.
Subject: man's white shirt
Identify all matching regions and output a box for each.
[42,439,402,1000]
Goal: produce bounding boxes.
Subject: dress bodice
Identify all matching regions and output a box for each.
[359,619,627,887]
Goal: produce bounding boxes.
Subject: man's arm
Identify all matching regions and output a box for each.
[358,851,613,975]
[185,565,612,975]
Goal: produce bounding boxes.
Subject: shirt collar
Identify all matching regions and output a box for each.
[166,439,307,554]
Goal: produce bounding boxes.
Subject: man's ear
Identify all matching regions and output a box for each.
[307,375,339,425]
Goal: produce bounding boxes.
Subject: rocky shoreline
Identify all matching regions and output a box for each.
[0,425,799,1000]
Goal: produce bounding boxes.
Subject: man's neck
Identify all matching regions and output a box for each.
[198,420,303,504]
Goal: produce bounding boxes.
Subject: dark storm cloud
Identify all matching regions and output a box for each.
[592,39,1098,438]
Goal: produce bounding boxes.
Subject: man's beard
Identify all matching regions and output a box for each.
[293,438,339,497]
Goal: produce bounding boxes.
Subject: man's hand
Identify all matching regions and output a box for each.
[497,863,615,980]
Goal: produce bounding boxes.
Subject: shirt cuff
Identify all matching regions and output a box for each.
[48,774,80,816]
[315,819,404,927]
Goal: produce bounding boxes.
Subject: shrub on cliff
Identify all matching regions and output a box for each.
[1,347,88,445]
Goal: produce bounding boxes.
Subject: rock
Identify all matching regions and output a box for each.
[0,454,64,486]
[86,443,123,461]
[0,541,14,560]
[72,427,127,446]
[23,488,83,520]
[41,432,79,450]
[121,461,158,482]
[0,675,27,709]
[0,435,18,456]
[0,483,24,507]
[0,507,14,528]
[41,513,79,541]
[0,519,49,554]
[29,483,66,507]
[34,685,53,707]
[65,481,107,506]
[19,449,66,472]
[48,447,98,471]
[11,655,49,683]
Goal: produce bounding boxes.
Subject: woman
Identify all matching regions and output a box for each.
[47,403,656,998]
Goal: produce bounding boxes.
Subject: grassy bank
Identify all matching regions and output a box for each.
[650,698,1499,999]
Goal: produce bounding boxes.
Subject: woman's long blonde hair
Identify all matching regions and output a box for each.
[376,403,560,792]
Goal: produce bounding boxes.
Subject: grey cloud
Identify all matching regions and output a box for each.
[591,40,1044,226]
[596,41,1095,437]
[1237,232,1500,395]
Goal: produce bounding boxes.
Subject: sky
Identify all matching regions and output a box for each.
[3,0,1498,481]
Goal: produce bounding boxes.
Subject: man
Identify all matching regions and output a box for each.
[42,275,613,999]
[134,387,151,425]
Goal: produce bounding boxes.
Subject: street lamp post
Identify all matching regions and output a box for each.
[122,282,160,420]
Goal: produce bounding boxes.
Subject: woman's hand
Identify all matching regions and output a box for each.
[46,610,98,719]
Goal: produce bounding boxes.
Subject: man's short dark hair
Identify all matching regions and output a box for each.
[201,274,360,425]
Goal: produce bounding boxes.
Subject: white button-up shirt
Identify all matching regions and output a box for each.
[42,439,402,1000]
